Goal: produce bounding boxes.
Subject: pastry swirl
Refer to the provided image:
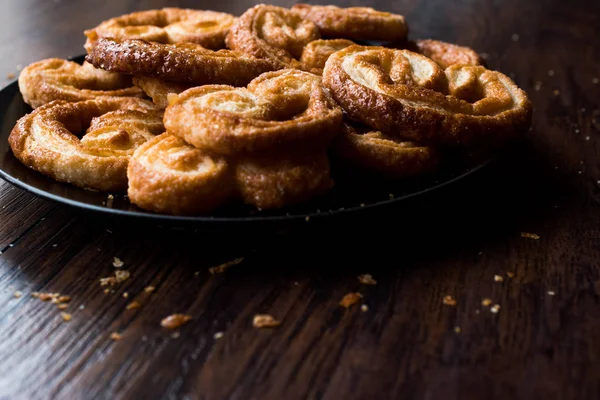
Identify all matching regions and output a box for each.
[291,4,408,42]
[164,69,343,156]
[18,58,144,109]
[85,38,280,87]
[331,123,439,179]
[225,4,321,70]
[84,8,236,51]
[127,134,233,215]
[323,45,532,146]
[8,97,162,192]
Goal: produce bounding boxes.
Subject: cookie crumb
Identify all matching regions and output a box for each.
[253,314,281,328]
[126,301,141,310]
[553,89,560,96]
[161,314,192,329]
[454,326,461,333]
[442,295,457,306]
[171,332,181,339]
[112,257,124,268]
[547,290,556,296]
[305,216,310,222]
[481,298,493,307]
[6,72,15,80]
[361,304,369,312]
[115,270,130,283]
[214,331,224,340]
[521,232,540,240]
[13,291,22,298]
[110,332,122,341]
[144,286,155,293]
[61,312,72,322]
[357,274,377,285]
[490,304,501,313]
[209,257,244,274]
[58,304,69,310]
[31,292,40,298]
[506,272,515,278]
[122,292,129,298]
[340,292,363,308]
[494,275,504,282]
[58,295,71,303]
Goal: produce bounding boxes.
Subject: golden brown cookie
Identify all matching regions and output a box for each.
[225,4,321,70]
[127,133,234,215]
[291,4,408,42]
[8,97,162,192]
[164,69,343,156]
[331,123,439,179]
[18,58,144,109]
[84,8,236,51]
[235,151,333,210]
[410,39,483,69]
[322,45,532,147]
[85,38,280,87]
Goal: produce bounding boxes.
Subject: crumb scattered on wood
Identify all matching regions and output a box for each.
[122,292,129,298]
[126,301,141,310]
[171,332,181,339]
[58,295,71,303]
[358,274,377,285]
[100,270,130,287]
[454,326,461,333]
[214,332,224,340]
[110,332,122,341]
[13,291,22,298]
[442,295,457,306]
[61,312,72,322]
[340,292,363,308]
[161,314,192,329]
[31,292,40,298]
[506,272,515,278]
[481,298,493,307]
[58,304,68,310]
[547,290,556,296]
[6,72,15,80]
[112,257,124,268]
[490,304,501,313]
[361,304,369,312]
[521,232,540,240]
[144,286,155,293]
[494,275,504,282]
[209,257,244,274]
[253,314,281,328]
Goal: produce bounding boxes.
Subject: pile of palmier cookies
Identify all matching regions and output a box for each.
[8,4,532,215]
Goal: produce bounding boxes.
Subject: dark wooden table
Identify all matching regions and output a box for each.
[1,0,599,399]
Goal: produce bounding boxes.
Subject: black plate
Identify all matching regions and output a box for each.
[0,55,493,228]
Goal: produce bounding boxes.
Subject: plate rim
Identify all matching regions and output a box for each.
[0,56,494,224]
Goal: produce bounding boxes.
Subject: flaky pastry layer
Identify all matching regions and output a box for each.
[323,45,532,147]
[8,97,162,192]
[86,38,280,87]
[164,69,343,156]
[291,4,408,42]
[18,58,143,109]
[84,8,236,51]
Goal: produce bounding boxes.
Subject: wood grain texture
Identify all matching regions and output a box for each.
[0,0,599,399]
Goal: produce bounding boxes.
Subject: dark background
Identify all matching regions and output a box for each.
[1,0,599,399]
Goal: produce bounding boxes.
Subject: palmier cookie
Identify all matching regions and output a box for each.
[225,4,321,70]
[291,4,408,42]
[331,123,439,179]
[236,151,333,210]
[323,45,533,147]
[8,97,162,192]
[18,58,144,109]
[84,8,236,51]
[164,69,343,156]
[132,77,191,109]
[85,38,280,87]
[300,39,355,74]
[408,39,483,69]
[127,134,233,215]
